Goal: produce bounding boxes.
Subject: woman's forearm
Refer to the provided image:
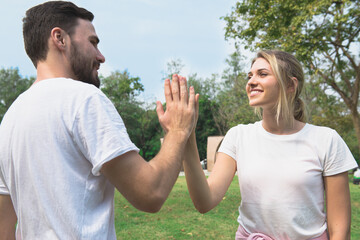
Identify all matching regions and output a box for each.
[183,131,215,213]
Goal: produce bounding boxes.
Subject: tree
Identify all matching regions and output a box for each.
[101,70,144,102]
[223,0,360,157]
[0,68,33,122]
[162,58,185,81]
[188,73,222,160]
[101,70,162,160]
[216,51,258,130]
[303,74,359,159]
[101,70,144,145]
[135,106,163,160]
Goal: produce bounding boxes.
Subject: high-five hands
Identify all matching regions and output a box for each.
[156,74,199,139]
[102,75,198,214]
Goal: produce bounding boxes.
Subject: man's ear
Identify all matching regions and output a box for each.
[50,27,67,51]
[288,77,298,93]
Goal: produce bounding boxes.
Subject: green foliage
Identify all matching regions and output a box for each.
[188,74,221,160]
[162,58,185,81]
[0,67,33,122]
[223,0,359,60]
[215,51,258,130]
[134,105,163,160]
[101,70,144,102]
[100,71,162,160]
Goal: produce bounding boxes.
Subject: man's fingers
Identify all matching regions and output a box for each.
[171,74,180,102]
[179,76,188,103]
[164,79,172,103]
[188,86,196,110]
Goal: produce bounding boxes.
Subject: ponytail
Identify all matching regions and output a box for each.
[294,97,307,122]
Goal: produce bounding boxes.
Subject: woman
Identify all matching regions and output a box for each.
[183,50,358,240]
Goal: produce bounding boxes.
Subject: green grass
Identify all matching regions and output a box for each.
[115,176,360,239]
[350,181,360,239]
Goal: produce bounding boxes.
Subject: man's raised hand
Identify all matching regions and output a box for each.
[156,74,198,139]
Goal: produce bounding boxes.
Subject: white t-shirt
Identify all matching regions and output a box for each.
[0,78,139,239]
[218,121,358,240]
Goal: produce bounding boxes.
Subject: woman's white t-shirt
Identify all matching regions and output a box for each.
[218,121,358,240]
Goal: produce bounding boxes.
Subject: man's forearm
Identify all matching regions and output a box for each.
[148,130,188,203]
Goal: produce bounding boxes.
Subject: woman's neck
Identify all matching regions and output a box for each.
[262,110,305,135]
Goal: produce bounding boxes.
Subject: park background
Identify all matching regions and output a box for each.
[1,0,359,239]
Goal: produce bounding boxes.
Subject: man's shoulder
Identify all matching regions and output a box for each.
[47,78,99,91]
[35,78,103,98]
[3,78,105,119]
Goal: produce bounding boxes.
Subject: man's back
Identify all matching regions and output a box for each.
[0,78,138,239]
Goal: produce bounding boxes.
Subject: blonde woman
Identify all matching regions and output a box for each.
[182,50,358,240]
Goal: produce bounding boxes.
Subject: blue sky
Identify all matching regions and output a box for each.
[0,0,252,104]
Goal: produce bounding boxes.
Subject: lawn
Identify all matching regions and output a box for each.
[115,176,360,239]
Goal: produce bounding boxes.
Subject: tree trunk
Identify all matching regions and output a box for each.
[350,107,360,160]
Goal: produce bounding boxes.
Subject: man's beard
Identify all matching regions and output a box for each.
[70,42,100,88]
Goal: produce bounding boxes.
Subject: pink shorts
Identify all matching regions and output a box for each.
[235,224,329,240]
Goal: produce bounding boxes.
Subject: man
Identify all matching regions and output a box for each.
[0,1,197,239]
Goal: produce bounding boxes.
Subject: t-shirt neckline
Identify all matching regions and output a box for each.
[257,120,309,139]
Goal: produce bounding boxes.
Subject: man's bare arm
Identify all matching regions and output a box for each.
[101,75,197,213]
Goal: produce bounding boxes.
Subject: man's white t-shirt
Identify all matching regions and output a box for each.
[218,121,358,240]
[0,78,139,239]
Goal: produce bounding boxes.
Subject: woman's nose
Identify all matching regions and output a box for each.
[247,75,258,87]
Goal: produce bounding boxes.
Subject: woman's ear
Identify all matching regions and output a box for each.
[288,77,298,93]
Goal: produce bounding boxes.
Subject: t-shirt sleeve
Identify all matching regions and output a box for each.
[217,126,237,161]
[0,170,9,195]
[72,91,139,176]
[323,130,358,176]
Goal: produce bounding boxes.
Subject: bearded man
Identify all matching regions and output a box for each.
[0,1,197,239]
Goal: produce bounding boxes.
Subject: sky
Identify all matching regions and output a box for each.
[0,0,252,104]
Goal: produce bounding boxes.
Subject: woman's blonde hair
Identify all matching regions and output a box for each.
[252,50,307,125]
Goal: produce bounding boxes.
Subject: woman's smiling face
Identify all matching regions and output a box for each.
[246,57,279,110]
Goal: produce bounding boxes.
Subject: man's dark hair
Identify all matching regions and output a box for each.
[23,1,94,67]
